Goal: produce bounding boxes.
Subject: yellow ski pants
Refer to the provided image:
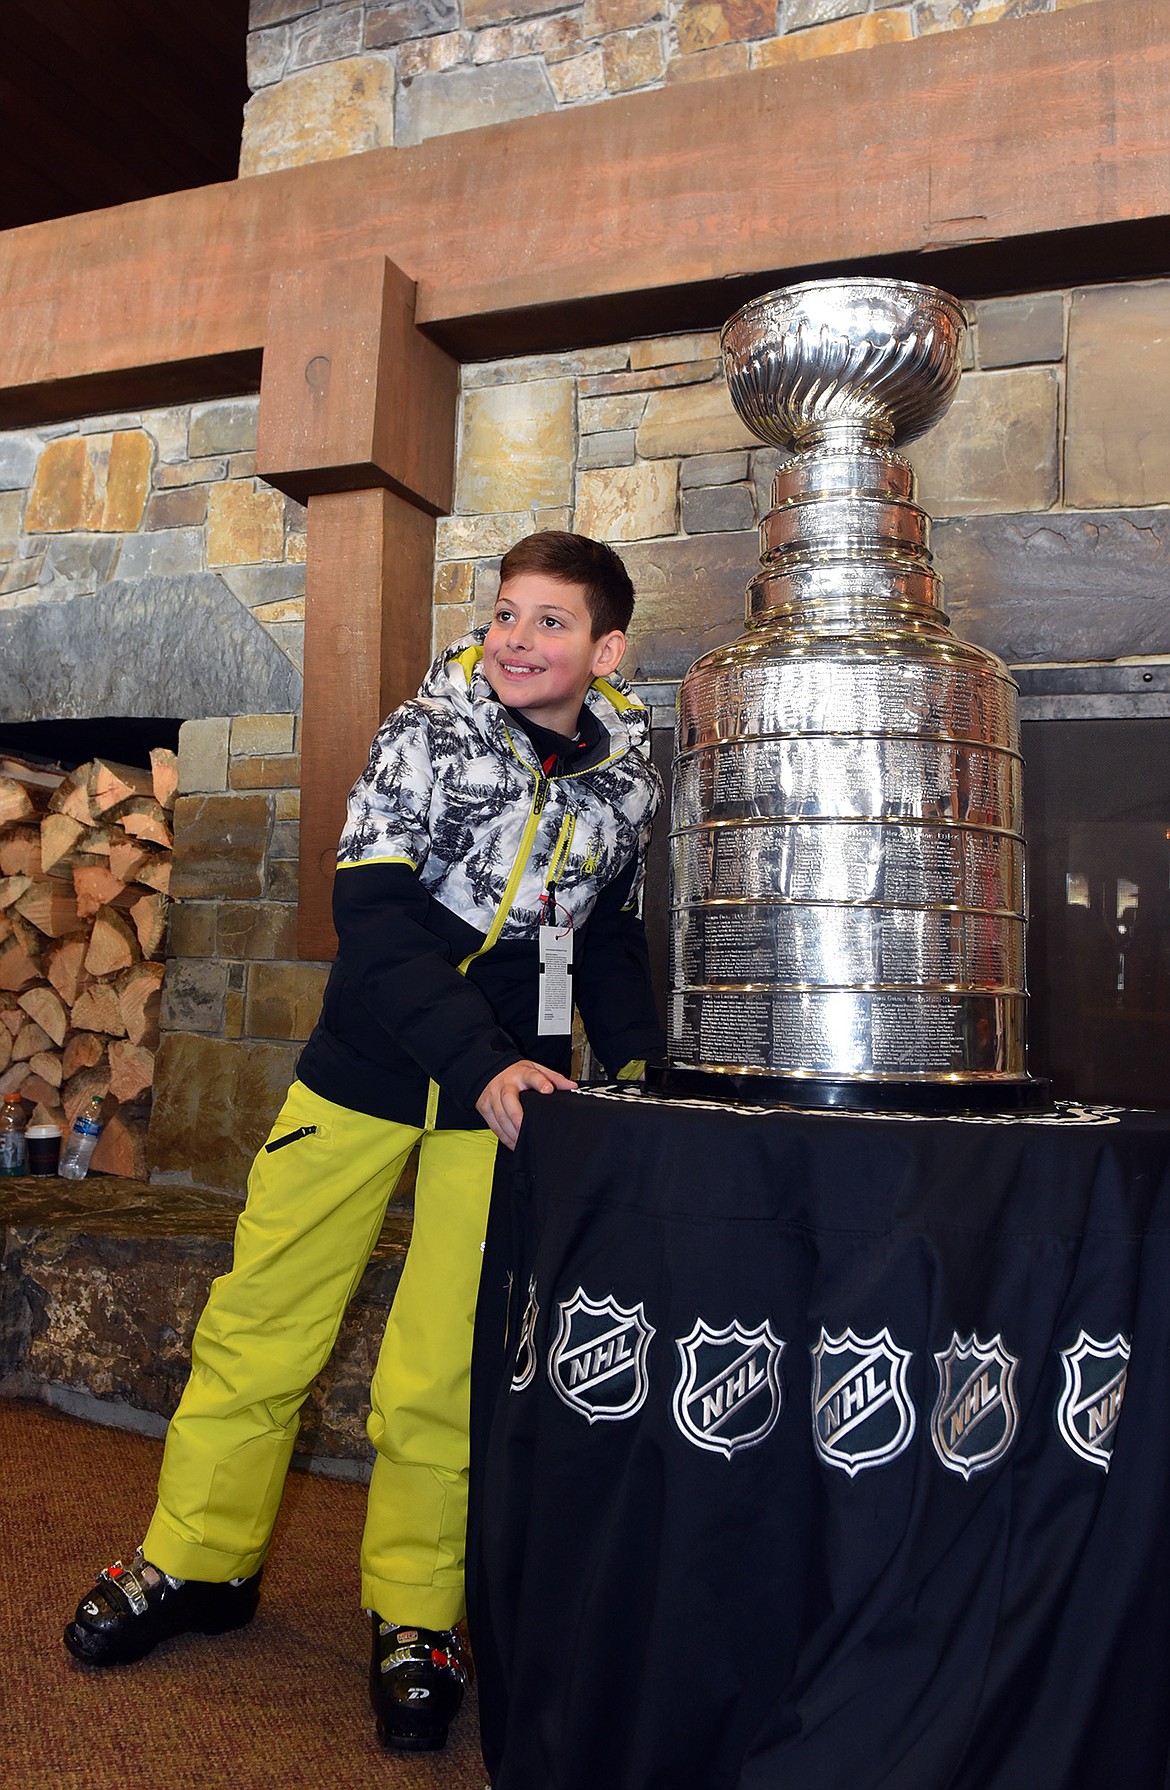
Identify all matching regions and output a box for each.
[142,1081,498,1628]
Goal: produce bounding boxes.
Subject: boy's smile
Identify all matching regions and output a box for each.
[483,571,625,738]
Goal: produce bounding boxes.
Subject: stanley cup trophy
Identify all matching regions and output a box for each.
[653,277,1043,1111]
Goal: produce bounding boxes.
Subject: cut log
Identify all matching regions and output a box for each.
[15,876,80,938]
[114,796,173,849]
[89,759,154,815]
[11,1018,52,1061]
[62,1031,107,1079]
[0,1062,29,1096]
[113,842,170,895]
[0,755,63,789]
[0,826,41,876]
[90,1110,149,1179]
[128,891,168,957]
[71,982,127,1037]
[7,910,40,956]
[44,936,90,1007]
[132,854,171,895]
[40,812,88,875]
[118,960,165,1047]
[150,746,179,812]
[28,1050,63,1089]
[108,1040,155,1103]
[0,1005,25,1037]
[19,1072,61,1110]
[62,1067,109,1130]
[17,984,68,1046]
[0,934,39,992]
[84,906,139,977]
[79,825,113,858]
[0,778,38,826]
[107,836,150,886]
[49,767,98,826]
[0,875,32,912]
[73,863,132,920]
[28,1100,66,1132]
[0,1029,10,1074]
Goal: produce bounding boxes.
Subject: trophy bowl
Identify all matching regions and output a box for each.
[721,277,967,453]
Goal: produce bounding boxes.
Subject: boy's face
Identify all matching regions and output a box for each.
[482,572,626,737]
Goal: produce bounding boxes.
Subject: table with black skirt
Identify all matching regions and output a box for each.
[467,1088,1170,1790]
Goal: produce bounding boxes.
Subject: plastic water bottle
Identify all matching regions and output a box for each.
[0,1094,26,1176]
[59,1095,105,1180]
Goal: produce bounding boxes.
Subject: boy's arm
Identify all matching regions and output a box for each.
[573,850,666,1079]
[333,859,526,1112]
[334,709,526,1111]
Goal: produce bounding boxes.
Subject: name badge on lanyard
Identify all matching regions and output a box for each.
[538,923,574,1035]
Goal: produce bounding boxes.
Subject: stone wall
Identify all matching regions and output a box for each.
[7,276,1166,1195]
[241,0,1102,171]
[0,408,311,1196]
[147,713,328,1195]
[0,399,304,723]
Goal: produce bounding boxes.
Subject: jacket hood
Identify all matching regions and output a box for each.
[418,626,652,765]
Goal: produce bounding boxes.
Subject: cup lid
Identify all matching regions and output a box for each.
[25,1125,62,1138]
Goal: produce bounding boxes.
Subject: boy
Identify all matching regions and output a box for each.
[63,530,664,1752]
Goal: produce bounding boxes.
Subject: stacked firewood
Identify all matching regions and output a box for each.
[0,748,176,1178]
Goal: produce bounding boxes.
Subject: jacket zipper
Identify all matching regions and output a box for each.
[432,771,554,1127]
[458,770,550,971]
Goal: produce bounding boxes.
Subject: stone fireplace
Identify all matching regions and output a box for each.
[4,270,1170,1198]
[1,0,1167,1200]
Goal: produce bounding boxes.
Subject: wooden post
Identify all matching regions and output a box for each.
[257,256,457,509]
[299,488,436,960]
[256,256,458,958]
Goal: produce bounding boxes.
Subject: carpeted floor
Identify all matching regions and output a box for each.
[0,1400,488,1789]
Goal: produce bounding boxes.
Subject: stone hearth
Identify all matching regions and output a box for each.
[0,1174,413,1479]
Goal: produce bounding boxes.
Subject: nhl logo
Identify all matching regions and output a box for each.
[672,1318,785,1458]
[930,1333,1019,1479]
[510,1275,539,1394]
[548,1287,655,1423]
[1056,1330,1130,1471]
[812,1326,916,1476]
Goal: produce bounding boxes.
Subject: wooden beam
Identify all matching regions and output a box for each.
[1,0,1166,423]
[298,487,436,960]
[257,256,457,511]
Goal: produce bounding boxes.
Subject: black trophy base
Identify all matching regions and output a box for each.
[645,1061,1052,1116]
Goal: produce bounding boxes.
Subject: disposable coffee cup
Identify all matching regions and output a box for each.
[25,1125,62,1175]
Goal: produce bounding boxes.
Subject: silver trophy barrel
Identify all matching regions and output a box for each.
[669,989,1027,1082]
[678,653,1021,753]
[673,820,1023,911]
[672,905,1026,990]
[673,736,1023,829]
[659,275,1040,1109]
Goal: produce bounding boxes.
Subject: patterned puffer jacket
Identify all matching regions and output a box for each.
[295,631,665,1130]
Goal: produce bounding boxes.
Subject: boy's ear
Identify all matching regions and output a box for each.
[592,629,626,675]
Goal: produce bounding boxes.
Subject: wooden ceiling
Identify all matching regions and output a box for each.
[0,0,248,232]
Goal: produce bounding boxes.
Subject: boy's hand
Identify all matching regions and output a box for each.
[476,1060,577,1149]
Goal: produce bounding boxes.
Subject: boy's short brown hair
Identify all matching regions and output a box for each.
[499,530,635,638]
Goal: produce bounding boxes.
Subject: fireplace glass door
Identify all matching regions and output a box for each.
[1019,716,1169,1108]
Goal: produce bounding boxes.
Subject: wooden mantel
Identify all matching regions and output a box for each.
[2,0,1167,417]
[0,0,1167,953]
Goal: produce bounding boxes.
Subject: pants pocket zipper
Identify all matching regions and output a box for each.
[264,1125,318,1153]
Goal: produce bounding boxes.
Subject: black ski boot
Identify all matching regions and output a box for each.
[64,1550,262,1667]
[369,1616,470,1751]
